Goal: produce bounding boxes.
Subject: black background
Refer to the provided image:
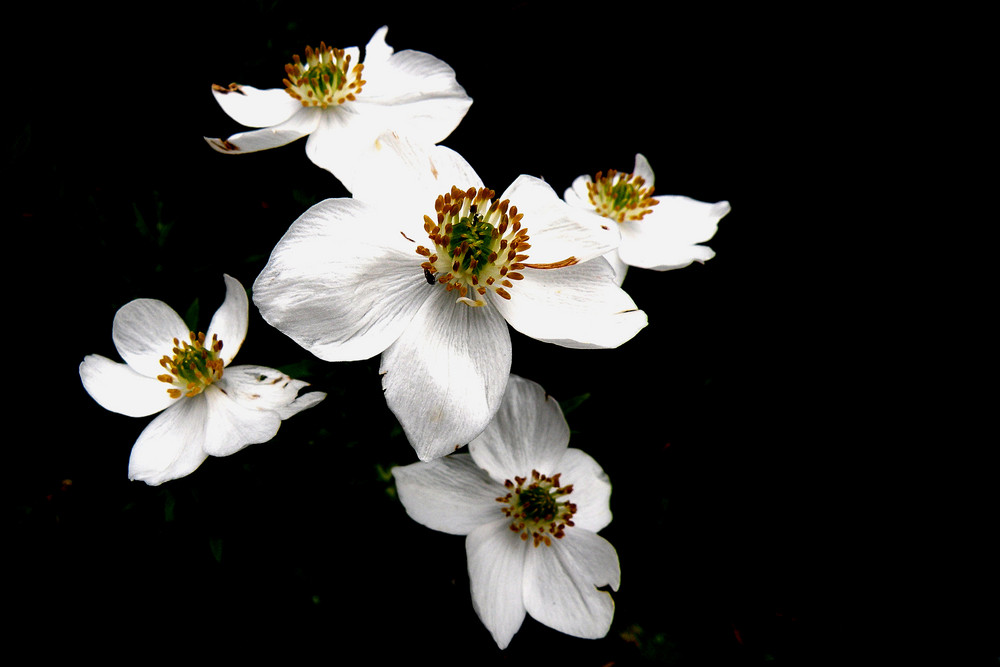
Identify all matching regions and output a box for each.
[8,2,884,664]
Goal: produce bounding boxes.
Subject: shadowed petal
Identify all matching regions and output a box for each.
[207,274,249,366]
[112,298,189,378]
[393,453,504,535]
[523,529,620,640]
[79,354,176,418]
[201,385,282,457]
[467,520,528,649]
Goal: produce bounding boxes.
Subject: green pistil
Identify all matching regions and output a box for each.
[448,208,495,276]
[518,486,559,522]
[609,181,641,211]
[302,63,344,98]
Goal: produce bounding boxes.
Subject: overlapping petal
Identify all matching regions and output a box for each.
[79,354,176,418]
[207,274,249,365]
[128,397,210,486]
[392,453,503,535]
[201,385,283,457]
[112,298,189,378]
[209,84,302,128]
[466,520,529,649]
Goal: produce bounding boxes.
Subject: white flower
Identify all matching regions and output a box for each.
[79,274,326,486]
[564,153,731,284]
[204,26,471,194]
[252,135,647,461]
[393,374,619,649]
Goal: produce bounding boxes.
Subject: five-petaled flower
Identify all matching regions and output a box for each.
[252,134,647,461]
[564,153,731,284]
[204,26,472,194]
[393,374,620,649]
[79,274,326,485]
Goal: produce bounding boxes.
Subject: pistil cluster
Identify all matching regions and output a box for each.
[587,169,659,223]
[157,332,225,399]
[497,469,577,548]
[283,42,365,108]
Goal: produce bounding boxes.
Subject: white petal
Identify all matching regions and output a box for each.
[466,520,528,649]
[562,175,594,210]
[502,175,621,265]
[379,289,512,461]
[79,354,176,418]
[392,453,504,535]
[200,385,282,457]
[469,374,570,483]
[209,83,301,128]
[112,298,190,378]
[556,448,613,533]
[494,257,647,349]
[618,198,730,271]
[632,153,655,186]
[128,398,210,486]
[252,198,431,362]
[204,107,320,155]
[523,529,620,640]
[217,364,313,412]
[207,274,248,366]
[603,248,629,286]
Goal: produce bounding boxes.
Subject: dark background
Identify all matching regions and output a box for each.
[7,2,882,664]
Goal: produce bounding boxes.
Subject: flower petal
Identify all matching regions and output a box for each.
[128,398,210,486]
[556,448,613,533]
[618,197,730,271]
[469,374,570,483]
[632,153,655,185]
[252,198,431,362]
[522,529,620,640]
[503,175,621,265]
[207,274,249,366]
[379,288,512,461]
[205,107,320,155]
[217,364,322,415]
[392,453,504,535]
[112,298,190,378]
[79,354,176,418]
[466,520,528,649]
[200,385,282,457]
[209,83,302,128]
[494,257,647,349]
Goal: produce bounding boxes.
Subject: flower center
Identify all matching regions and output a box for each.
[587,169,659,223]
[496,470,576,548]
[156,331,225,399]
[415,186,578,307]
[283,43,365,109]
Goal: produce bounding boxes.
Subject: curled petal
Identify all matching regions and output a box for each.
[200,385,282,457]
[523,529,620,640]
[205,108,321,155]
[494,258,647,349]
[79,354,176,418]
[112,298,190,378]
[618,197,730,271]
[217,364,322,415]
[209,83,302,128]
[207,274,249,366]
[466,520,528,649]
[379,289,512,461]
[469,374,570,483]
[392,453,504,536]
[128,398,210,486]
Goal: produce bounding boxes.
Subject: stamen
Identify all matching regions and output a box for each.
[157,331,225,399]
[283,43,366,109]
[496,469,576,548]
[587,168,659,223]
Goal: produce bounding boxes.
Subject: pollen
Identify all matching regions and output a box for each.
[415,186,576,307]
[587,168,659,223]
[157,331,225,399]
[283,43,366,109]
[496,470,576,548]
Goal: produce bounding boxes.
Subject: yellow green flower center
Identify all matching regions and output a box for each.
[283,43,365,108]
[587,169,659,223]
[415,186,578,307]
[497,470,577,548]
[157,332,225,399]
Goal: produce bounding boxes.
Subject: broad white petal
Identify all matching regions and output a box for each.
[205,108,320,154]
[503,175,620,265]
[392,453,504,535]
[128,398,210,486]
[467,520,528,649]
[209,83,301,128]
[494,258,647,349]
[556,448,613,533]
[469,374,570,483]
[112,298,189,378]
[253,198,431,362]
[79,354,176,418]
[523,529,620,640]
[302,106,383,186]
[207,274,248,366]
[379,289,512,461]
[618,197,730,271]
[200,385,282,457]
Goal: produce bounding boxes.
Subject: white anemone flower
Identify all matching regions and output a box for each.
[252,135,647,461]
[204,26,471,194]
[564,153,731,285]
[393,374,620,649]
[79,274,326,486]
